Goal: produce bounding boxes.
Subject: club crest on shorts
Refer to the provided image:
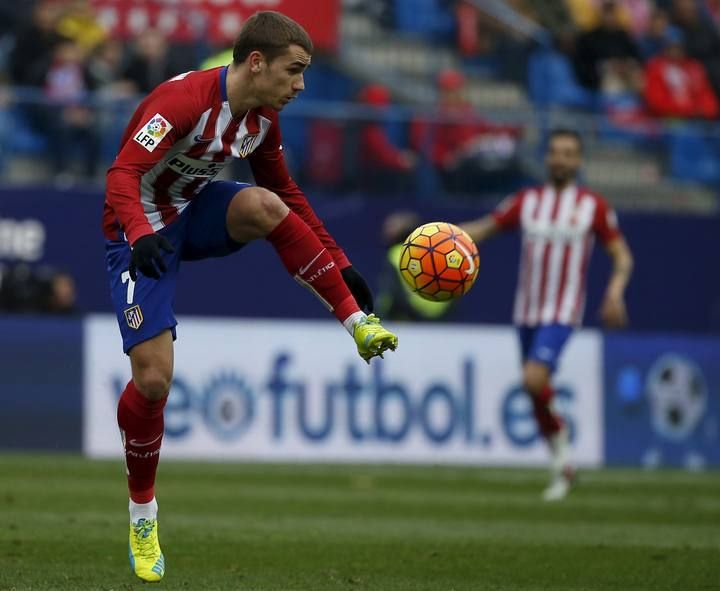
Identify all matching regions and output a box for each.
[124,305,144,330]
[238,134,259,158]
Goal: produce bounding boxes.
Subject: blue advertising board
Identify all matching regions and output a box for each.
[604,333,720,467]
[0,316,83,450]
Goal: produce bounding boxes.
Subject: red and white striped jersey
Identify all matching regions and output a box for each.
[492,184,622,327]
[103,66,349,268]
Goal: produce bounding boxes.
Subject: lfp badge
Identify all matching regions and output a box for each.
[134,113,173,152]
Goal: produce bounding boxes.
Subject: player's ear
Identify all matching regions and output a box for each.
[248,51,264,74]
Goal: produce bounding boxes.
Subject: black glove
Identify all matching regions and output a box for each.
[129,234,175,281]
[341,266,374,313]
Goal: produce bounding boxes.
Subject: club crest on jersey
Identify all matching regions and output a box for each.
[124,305,144,330]
[134,113,173,152]
[239,134,259,158]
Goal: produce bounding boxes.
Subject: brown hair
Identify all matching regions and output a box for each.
[233,11,313,64]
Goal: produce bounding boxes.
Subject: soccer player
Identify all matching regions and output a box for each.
[103,12,398,582]
[462,129,633,501]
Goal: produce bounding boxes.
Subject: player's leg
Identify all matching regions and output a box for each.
[106,223,183,582]
[121,331,173,506]
[520,324,574,501]
[182,181,397,361]
[119,332,172,581]
[523,361,564,442]
[224,186,359,323]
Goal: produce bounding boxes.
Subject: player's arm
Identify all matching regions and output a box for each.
[461,216,501,243]
[461,192,522,243]
[594,197,634,328]
[106,80,197,278]
[249,113,374,312]
[601,236,634,328]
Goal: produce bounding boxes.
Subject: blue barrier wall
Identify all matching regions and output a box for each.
[0,316,83,450]
[604,332,720,468]
[1,315,719,466]
[1,187,719,333]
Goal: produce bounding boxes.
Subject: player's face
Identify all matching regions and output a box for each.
[260,45,311,111]
[546,135,582,185]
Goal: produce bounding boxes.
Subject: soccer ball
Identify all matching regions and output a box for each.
[398,222,480,301]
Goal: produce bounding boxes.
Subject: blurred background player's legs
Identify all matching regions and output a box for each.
[518,324,574,501]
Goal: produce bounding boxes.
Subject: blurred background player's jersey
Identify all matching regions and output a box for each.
[492,185,621,327]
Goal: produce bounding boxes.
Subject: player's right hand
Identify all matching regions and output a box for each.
[600,291,628,329]
[129,234,175,281]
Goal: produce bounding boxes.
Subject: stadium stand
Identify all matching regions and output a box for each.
[0,0,719,212]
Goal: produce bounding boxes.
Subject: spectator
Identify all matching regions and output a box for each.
[9,1,65,87]
[566,0,631,30]
[568,0,655,35]
[0,264,39,312]
[411,69,524,194]
[45,271,77,314]
[573,0,643,91]
[640,8,671,58]
[86,39,136,96]
[356,83,416,193]
[644,26,719,119]
[43,39,98,179]
[55,0,106,54]
[123,30,177,94]
[623,0,655,36]
[704,0,720,26]
[0,264,76,314]
[672,0,720,98]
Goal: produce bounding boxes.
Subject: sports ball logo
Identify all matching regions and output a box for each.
[398,222,480,301]
[145,117,168,138]
[647,354,707,441]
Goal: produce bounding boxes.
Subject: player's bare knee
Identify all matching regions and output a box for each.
[227,187,289,240]
[256,188,288,227]
[133,368,172,400]
[128,331,173,399]
[523,365,549,397]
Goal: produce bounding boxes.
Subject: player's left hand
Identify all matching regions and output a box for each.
[129,234,176,281]
[341,266,374,313]
[600,291,628,329]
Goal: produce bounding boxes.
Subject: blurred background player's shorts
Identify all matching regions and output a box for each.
[518,323,574,373]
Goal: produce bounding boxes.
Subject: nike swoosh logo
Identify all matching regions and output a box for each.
[455,240,476,276]
[193,134,214,143]
[298,249,326,275]
[129,433,163,447]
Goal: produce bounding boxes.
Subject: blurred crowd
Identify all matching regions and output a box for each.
[459,0,720,121]
[0,0,197,182]
[344,71,528,197]
[1,0,718,191]
[0,263,76,314]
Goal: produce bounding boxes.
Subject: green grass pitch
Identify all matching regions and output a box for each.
[1,454,719,590]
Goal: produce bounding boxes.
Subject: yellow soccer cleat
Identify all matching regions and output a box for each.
[353,314,398,363]
[128,518,165,582]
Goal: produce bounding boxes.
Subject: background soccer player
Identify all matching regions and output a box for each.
[103,12,398,582]
[462,129,633,501]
